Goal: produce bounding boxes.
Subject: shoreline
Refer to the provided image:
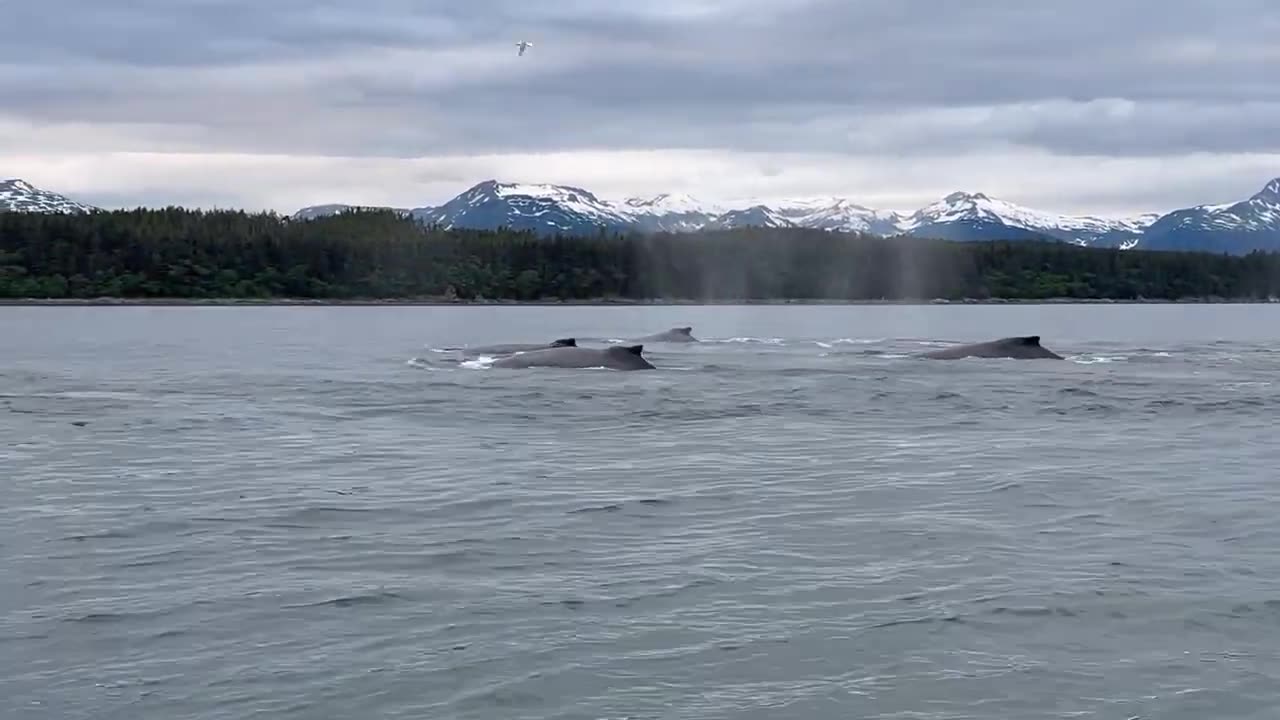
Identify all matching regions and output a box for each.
[1,296,1277,307]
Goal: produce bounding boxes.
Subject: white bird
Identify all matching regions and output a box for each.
[516,40,533,56]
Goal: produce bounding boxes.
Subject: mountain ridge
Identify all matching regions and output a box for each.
[291,176,1280,253]
[290,181,1166,244]
[4,175,1278,254]
[0,178,97,214]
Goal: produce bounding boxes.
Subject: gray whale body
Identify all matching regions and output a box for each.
[450,338,576,356]
[922,335,1064,360]
[631,326,697,343]
[491,344,656,370]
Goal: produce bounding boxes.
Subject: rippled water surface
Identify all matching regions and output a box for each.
[4,303,1280,719]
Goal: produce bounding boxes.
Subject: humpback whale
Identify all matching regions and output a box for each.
[491,344,656,370]
[922,335,1064,360]
[449,338,576,356]
[631,326,698,343]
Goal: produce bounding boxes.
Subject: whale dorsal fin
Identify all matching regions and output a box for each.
[612,344,644,356]
[1000,335,1041,346]
[675,326,692,334]
[551,338,576,347]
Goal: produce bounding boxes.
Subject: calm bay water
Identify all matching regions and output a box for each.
[3,303,1280,719]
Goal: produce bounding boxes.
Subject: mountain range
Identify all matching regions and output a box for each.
[4,175,1279,254]
[289,177,1280,254]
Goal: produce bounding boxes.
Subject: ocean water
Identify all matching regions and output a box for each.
[3,303,1280,720]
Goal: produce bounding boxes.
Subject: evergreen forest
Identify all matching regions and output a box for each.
[2,207,1279,302]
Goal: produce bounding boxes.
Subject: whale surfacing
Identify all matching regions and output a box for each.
[490,344,656,370]
[450,338,577,356]
[922,335,1064,360]
[631,326,698,343]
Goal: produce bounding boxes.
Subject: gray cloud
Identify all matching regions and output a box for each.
[2,0,462,66]
[3,0,1279,207]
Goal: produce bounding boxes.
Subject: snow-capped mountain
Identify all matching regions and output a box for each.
[706,204,794,231]
[694,196,904,234]
[767,197,906,235]
[899,191,1158,248]
[1140,178,1280,253]
[291,203,409,221]
[411,180,635,234]
[622,193,723,232]
[0,178,97,213]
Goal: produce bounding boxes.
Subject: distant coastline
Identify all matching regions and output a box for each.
[2,296,1276,307]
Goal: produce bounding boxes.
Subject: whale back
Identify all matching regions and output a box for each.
[491,344,655,370]
[452,338,577,357]
[923,335,1062,360]
[633,326,698,343]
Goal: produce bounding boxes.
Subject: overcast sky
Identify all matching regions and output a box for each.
[3,0,1279,216]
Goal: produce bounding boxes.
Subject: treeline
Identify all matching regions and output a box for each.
[2,207,1279,301]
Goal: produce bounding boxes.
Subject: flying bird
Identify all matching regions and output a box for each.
[516,40,533,56]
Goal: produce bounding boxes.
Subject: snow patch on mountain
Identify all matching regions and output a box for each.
[0,178,97,214]
[1162,179,1280,232]
[291,203,410,220]
[767,197,905,234]
[901,191,1155,238]
[623,192,723,217]
[709,204,796,230]
[410,180,634,234]
[620,193,723,232]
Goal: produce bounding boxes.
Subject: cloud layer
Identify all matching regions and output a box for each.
[3,0,1278,214]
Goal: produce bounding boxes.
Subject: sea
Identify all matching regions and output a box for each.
[3,302,1279,720]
